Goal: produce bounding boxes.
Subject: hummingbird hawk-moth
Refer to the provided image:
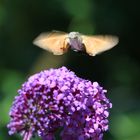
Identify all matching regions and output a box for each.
[33,31,118,56]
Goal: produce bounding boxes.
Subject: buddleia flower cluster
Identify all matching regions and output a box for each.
[7,67,112,140]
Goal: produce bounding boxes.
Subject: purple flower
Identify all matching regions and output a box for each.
[7,66,112,140]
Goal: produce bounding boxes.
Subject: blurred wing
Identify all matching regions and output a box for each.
[33,31,69,55]
[82,35,119,56]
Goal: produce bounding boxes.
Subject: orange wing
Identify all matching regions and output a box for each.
[33,31,69,55]
[82,35,119,56]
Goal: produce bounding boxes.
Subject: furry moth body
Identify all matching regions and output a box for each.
[33,31,119,56]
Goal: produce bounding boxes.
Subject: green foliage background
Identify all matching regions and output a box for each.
[0,0,140,140]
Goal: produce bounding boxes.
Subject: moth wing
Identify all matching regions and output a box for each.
[82,35,119,56]
[33,31,69,55]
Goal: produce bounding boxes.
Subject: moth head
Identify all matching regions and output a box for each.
[68,32,81,39]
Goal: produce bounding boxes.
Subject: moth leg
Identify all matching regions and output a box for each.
[81,43,86,52]
[60,38,69,53]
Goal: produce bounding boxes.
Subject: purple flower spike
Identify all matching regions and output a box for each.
[7,66,112,140]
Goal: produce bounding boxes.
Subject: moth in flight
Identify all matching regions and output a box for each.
[33,31,119,56]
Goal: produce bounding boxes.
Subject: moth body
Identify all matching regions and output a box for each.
[67,32,85,52]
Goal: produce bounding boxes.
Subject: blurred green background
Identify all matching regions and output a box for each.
[0,0,140,140]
